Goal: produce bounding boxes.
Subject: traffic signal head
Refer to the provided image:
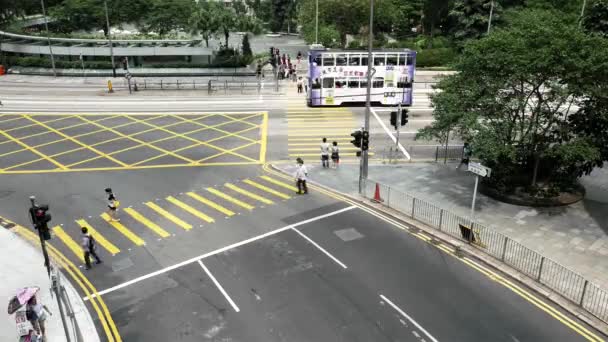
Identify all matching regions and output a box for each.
[390,111,397,129]
[361,130,370,151]
[350,130,362,148]
[401,109,409,126]
[31,205,52,240]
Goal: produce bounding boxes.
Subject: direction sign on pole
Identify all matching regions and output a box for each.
[468,162,491,178]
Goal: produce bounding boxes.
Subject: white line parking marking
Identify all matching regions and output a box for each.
[292,228,348,269]
[198,260,240,313]
[380,294,439,342]
[84,205,357,301]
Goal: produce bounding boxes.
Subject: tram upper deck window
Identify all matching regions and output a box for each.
[349,55,360,66]
[322,54,335,66]
[387,54,398,66]
[398,54,406,66]
[374,54,386,66]
[336,54,347,66]
[313,55,321,66]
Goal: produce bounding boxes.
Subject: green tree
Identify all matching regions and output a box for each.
[449,0,502,40]
[189,1,219,47]
[418,9,608,195]
[583,0,608,36]
[392,0,425,38]
[49,0,150,36]
[242,33,252,58]
[143,0,194,37]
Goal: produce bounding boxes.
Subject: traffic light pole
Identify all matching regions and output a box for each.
[30,196,51,277]
[360,0,374,194]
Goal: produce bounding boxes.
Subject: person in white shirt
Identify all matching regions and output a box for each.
[294,158,308,194]
[320,137,330,168]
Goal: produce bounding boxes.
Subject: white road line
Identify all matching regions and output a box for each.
[198,260,240,313]
[370,107,411,160]
[380,294,439,342]
[83,205,357,301]
[292,228,348,269]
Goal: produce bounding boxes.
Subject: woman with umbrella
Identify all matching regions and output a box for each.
[8,287,51,341]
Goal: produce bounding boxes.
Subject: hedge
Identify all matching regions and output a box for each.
[415,48,457,68]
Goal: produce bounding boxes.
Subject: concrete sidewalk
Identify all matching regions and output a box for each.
[275,161,608,288]
[0,226,100,342]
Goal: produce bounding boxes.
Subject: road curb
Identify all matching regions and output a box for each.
[268,164,608,337]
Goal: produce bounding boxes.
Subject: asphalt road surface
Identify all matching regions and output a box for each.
[0,77,604,341]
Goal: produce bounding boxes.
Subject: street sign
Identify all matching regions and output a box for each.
[468,162,491,178]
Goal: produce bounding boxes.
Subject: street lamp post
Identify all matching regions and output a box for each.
[315,0,319,44]
[104,0,117,78]
[359,0,374,193]
[579,0,588,28]
[40,0,57,77]
[487,0,494,34]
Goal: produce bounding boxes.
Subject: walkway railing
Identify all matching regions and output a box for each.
[361,178,608,324]
[133,79,282,94]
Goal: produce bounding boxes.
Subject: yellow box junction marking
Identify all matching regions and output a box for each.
[224,183,273,205]
[123,208,171,238]
[145,202,192,230]
[76,219,121,255]
[101,213,146,246]
[206,187,255,210]
[52,226,85,262]
[0,113,268,174]
[166,196,215,223]
[243,179,291,199]
[187,192,235,217]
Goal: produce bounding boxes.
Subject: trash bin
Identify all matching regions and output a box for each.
[0,65,5,76]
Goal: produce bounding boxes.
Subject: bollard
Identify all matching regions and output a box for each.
[107,80,113,93]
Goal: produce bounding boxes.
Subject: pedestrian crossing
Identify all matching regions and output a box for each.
[49,175,298,266]
[286,96,373,161]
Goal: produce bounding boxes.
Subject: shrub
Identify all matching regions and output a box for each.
[415,48,457,67]
[347,39,362,49]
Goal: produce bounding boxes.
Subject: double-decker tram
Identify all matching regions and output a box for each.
[307,45,416,107]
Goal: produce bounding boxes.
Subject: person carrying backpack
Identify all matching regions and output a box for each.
[81,227,102,270]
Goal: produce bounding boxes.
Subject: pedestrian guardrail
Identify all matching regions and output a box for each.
[132,78,283,94]
[361,178,608,324]
[380,144,464,162]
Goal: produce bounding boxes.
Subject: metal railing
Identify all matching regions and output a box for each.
[380,144,464,162]
[362,178,608,324]
[132,79,282,94]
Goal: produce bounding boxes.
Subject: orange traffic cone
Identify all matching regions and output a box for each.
[371,183,384,203]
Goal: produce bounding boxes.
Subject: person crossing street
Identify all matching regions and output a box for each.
[294,157,308,194]
[81,227,102,270]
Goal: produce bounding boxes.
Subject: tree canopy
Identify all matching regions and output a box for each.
[418,9,608,196]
